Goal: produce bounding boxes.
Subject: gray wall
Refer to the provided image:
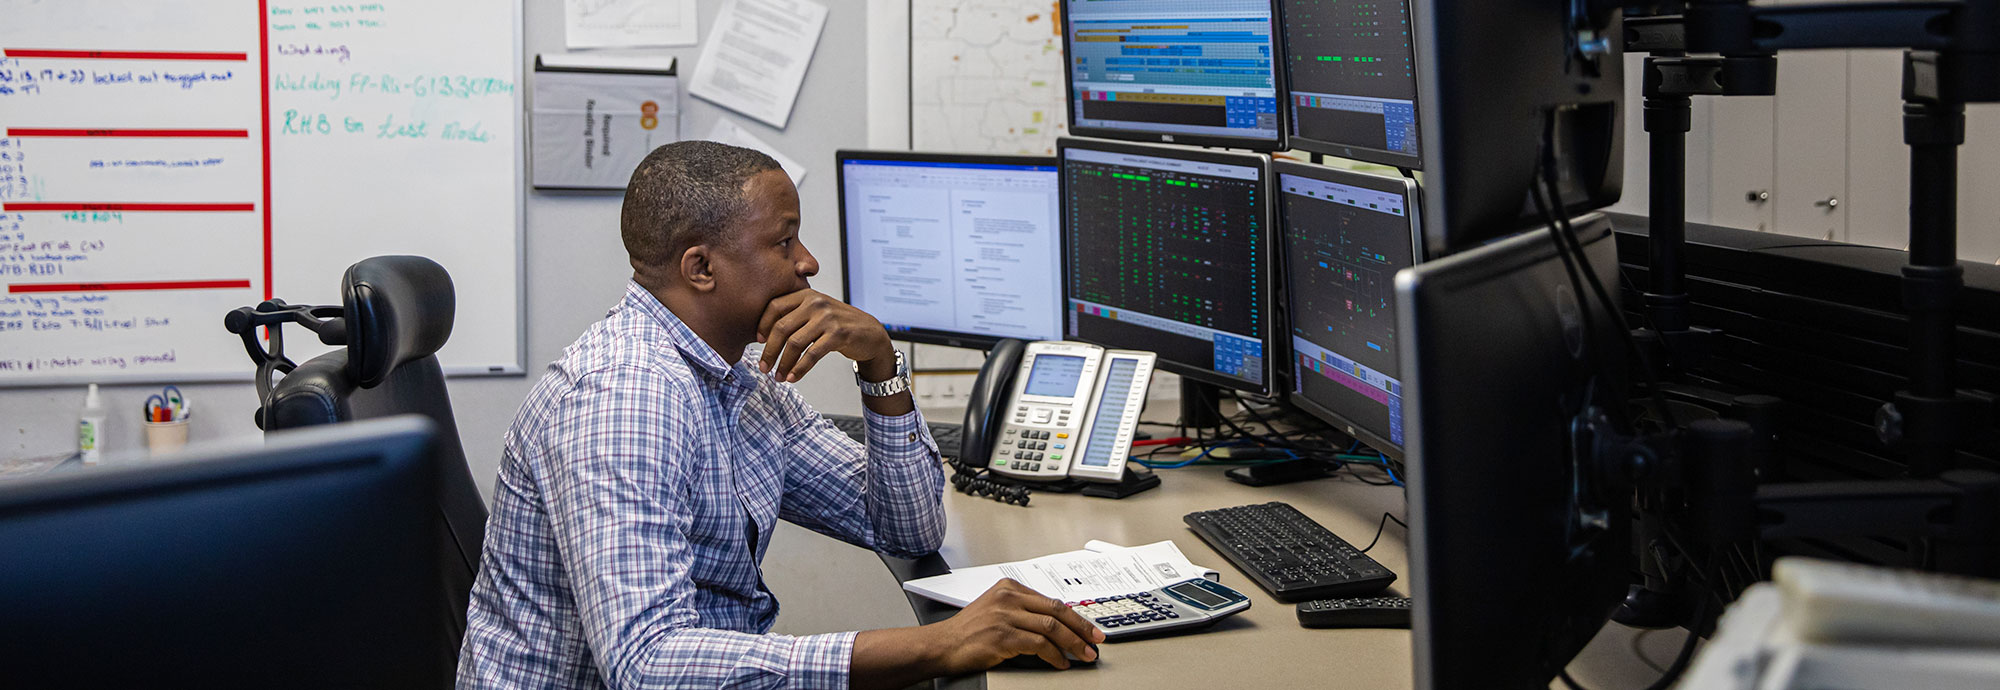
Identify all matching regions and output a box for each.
[0,0,915,636]
[3,0,873,467]
[3,0,912,640]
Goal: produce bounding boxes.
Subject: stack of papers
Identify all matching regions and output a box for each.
[904,540,1221,607]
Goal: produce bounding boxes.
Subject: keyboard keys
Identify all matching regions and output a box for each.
[1183,502,1398,602]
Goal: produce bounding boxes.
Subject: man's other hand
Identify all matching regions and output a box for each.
[932,578,1105,673]
[755,288,893,383]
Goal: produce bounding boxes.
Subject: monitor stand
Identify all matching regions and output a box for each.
[1180,379,1225,429]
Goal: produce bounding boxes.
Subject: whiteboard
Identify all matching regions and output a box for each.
[0,0,524,386]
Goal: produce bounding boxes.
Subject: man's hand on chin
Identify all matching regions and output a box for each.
[755,288,895,383]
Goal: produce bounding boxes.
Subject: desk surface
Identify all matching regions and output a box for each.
[935,464,1414,689]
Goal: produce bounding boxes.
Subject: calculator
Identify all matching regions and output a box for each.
[1064,578,1252,640]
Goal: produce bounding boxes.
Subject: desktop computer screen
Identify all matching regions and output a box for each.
[1276,161,1419,457]
[837,150,1064,350]
[1279,0,1423,169]
[1398,216,1629,689]
[1059,137,1275,395]
[0,416,454,687]
[1411,0,1623,255]
[1060,0,1288,150]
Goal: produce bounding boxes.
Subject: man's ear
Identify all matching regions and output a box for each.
[680,245,717,292]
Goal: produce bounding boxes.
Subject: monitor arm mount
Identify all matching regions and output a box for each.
[1571,405,2000,631]
[1611,0,2000,476]
[1618,8,1776,375]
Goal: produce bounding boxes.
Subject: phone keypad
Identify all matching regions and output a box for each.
[994,428,1066,472]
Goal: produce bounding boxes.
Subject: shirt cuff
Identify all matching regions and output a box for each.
[791,631,858,689]
[863,407,941,458]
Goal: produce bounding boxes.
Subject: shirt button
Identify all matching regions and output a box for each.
[907,432,918,442]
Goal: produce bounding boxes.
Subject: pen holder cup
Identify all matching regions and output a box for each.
[143,419,190,455]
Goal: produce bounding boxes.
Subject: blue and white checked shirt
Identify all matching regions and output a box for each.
[458,282,947,689]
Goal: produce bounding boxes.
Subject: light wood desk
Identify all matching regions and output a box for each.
[934,464,1415,689]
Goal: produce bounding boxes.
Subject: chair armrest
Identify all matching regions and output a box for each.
[877,552,985,690]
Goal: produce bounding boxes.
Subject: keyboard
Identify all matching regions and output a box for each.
[1182,502,1398,602]
[826,414,964,458]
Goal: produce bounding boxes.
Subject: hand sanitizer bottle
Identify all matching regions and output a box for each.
[78,383,106,465]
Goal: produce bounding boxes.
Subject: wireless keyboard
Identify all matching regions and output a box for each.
[1182,501,1398,602]
[825,414,964,458]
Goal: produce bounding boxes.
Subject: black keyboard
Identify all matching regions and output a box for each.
[1182,502,1398,602]
[826,414,964,458]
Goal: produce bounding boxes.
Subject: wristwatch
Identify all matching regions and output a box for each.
[854,350,912,397]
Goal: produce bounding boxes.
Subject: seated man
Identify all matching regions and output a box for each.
[459,141,1102,689]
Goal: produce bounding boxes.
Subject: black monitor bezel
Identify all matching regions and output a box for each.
[834,148,1063,351]
[1410,0,1624,256]
[1272,159,1421,459]
[0,416,450,684]
[1399,215,1630,689]
[1057,0,1291,153]
[1057,136,1278,397]
[1275,0,1426,170]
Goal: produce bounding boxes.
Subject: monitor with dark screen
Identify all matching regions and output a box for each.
[1059,136,1275,395]
[1276,160,1419,456]
[1280,0,1424,168]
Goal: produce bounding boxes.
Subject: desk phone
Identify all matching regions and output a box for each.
[1065,578,1251,640]
[984,341,1156,483]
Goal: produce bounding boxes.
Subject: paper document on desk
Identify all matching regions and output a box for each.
[903,540,1221,607]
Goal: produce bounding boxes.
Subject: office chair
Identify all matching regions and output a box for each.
[225,255,487,678]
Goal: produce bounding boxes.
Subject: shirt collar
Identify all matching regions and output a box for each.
[623,280,743,383]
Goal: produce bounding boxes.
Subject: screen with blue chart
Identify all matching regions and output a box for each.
[1279,170,1415,450]
[1064,0,1283,147]
[1280,0,1422,167]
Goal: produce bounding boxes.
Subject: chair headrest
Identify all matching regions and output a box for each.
[343,256,455,388]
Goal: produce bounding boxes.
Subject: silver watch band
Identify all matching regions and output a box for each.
[855,351,911,397]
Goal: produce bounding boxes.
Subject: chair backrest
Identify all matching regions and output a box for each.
[260,255,487,676]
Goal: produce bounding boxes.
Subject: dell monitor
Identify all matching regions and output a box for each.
[1412,0,1624,255]
[0,416,456,688]
[1059,0,1288,151]
[1059,136,1276,398]
[1398,215,1632,688]
[1276,161,1420,457]
[1278,0,1424,169]
[837,150,1064,349]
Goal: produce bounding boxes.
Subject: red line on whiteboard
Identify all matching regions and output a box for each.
[3,49,247,61]
[6,128,249,138]
[3,202,255,212]
[260,0,273,301]
[8,280,253,294]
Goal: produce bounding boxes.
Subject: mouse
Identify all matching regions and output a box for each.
[1000,642,1100,670]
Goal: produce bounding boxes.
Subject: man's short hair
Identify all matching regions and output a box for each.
[622,140,782,271]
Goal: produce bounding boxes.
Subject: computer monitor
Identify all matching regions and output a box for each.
[0,416,457,688]
[837,150,1064,349]
[1059,136,1276,396]
[1398,215,1631,688]
[1059,0,1288,151]
[1412,0,1623,255]
[1275,161,1420,457]
[1278,0,1424,169]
